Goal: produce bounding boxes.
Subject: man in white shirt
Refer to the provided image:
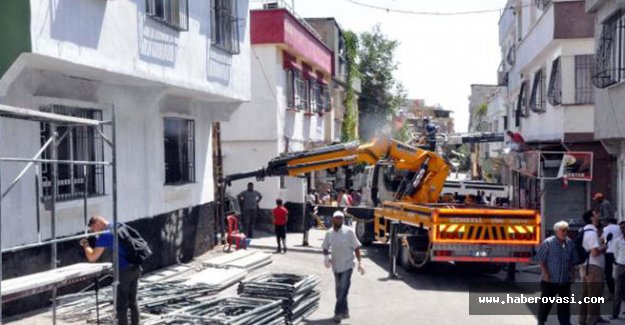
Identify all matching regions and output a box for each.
[322,211,364,323]
[611,221,625,319]
[579,210,608,325]
[602,218,621,297]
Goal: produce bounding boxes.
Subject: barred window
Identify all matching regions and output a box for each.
[285,69,296,109]
[310,81,319,114]
[529,69,546,113]
[575,55,595,104]
[592,12,625,88]
[146,0,189,31]
[517,81,529,118]
[321,84,331,112]
[211,0,240,54]
[295,73,308,111]
[40,106,105,202]
[164,118,195,185]
[547,57,562,106]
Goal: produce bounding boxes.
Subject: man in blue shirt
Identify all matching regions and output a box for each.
[80,216,141,325]
[422,118,438,151]
[533,220,577,325]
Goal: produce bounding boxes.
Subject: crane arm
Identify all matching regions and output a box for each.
[223,137,450,204]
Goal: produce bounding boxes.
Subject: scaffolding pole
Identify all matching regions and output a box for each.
[0,104,118,325]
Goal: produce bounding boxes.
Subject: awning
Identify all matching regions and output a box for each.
[504,150,593,180]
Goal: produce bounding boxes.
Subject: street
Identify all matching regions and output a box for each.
[12,228,617,325]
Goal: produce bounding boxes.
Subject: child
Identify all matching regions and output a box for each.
[273,199,289,253]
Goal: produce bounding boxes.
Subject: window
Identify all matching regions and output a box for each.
[211,0,240,54]
[309,81,319,114]
[295,73,308,111]
[517,81,529,118]
[575,55,595,104]
[593,12,625,88]
[146,0,189,31]
[285,69,296,109]
[529,69,546,113]
[164,118,195,185]
[547,57,562,106]
[503,115,509,130]
[40,106,105,202]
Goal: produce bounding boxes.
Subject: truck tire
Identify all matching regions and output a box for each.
[398,234,429,270]
[355,220,373,246]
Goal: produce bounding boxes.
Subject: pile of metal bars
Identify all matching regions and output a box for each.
[237,273,320,325]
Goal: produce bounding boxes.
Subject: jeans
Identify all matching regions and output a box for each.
[579,265,604,325]
[334,268,353,316]
[117,264,142,325]
[613,264,625,318]
[242,209,257,238]
[538,281,571,325]
[275,225,286,251]
[606,253,615,294]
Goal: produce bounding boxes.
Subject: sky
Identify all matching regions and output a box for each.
[286,0,509,132]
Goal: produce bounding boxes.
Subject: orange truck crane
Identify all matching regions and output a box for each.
[223,137,540,273]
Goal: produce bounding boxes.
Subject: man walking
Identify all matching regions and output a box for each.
[322,211,365,323]
[533,221,576,325]
[579,210,607,325]
[80,216,149,325]
[611,221,625,319]
[238,182,263,238]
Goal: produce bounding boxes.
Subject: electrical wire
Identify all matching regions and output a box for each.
[343,0,532,16]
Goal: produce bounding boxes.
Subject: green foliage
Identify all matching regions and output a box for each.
[391,83,409,142]
[341,30,359,142]
[357,25,402,140]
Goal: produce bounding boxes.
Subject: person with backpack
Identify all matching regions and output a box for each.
[533,220,576,325]
[80,216,152,325]
[576,210,608,325]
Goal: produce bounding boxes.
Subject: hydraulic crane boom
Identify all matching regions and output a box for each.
[224,137,450,204]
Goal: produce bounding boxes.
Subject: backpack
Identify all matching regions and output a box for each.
[573,227,594,266]
[117,223,152,265]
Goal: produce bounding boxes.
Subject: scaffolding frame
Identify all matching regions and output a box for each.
[0,104,119,324]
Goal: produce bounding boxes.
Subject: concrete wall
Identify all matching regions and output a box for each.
[0,76,232,248]
[26,0,251,102]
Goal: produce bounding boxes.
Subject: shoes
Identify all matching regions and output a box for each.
[611,315,618,320]
[333,315,342,323]
[341,313,350,319]
[283,247,287,253]
[597,316,609,323]
[275,249,282,253]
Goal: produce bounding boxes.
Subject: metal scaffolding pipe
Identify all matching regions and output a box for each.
[1,230,110,254]
[0,158,111,166]
[111,107,119,325]
[1,136,54,199]
[51,128,58,325]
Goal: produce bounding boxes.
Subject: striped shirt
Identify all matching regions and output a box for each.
[533,236,576,284]
[322,226,361,273]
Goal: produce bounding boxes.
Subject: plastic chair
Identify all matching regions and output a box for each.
[224,214,247,252]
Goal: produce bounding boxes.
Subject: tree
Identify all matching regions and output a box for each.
[357,26,402,140]
[341,31,359,142]
[391,83,409,142]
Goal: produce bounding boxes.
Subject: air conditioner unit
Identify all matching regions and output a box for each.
[263,2,279,9]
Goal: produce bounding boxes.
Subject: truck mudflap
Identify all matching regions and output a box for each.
[430,244,534,263]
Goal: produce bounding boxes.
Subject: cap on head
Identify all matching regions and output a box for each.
[593,192,604,200]
[332,211,345,218]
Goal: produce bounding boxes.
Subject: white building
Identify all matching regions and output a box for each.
[0,0,250,265]
[221,4,334,212]
[498,0,614,228]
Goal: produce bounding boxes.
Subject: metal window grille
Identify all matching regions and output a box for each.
[40,106,105,202]
[285,69,295,109]
[295,73,308,111]
[529,69,546,113]
[323,84,331,112]
[547,57,562,106]
[592,12,625,88]
[575,55,595,104]
[517,81,529,118]
[309,81,319,114]
[211,0,240,54]
[164,118,195,185]
[514,100,521,127]
[146,0,189,31]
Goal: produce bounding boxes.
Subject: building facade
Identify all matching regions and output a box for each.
[497,0,614,230]
[0,0,251,311]
[586,0,625,221]
[221,5,333,218]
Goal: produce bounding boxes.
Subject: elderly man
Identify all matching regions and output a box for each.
[533,221,576,325]
[322,211,365,323]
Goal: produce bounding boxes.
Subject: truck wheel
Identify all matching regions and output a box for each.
[355,220,373,246]
[399,236,429,270]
